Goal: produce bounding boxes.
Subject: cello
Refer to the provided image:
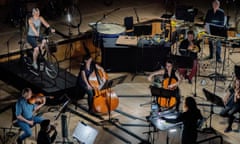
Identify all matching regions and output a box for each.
[87,58,119,114]
[82,41,119,114]
[158,77,177,109]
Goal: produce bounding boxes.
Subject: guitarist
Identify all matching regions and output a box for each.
[178,30,200,84]
[148,60,182,111]
[76,55,106,113]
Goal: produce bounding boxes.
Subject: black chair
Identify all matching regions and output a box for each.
[124,16,134,35]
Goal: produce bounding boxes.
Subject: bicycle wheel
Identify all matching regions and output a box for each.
[67,4,82,28]
[44,53,59,79]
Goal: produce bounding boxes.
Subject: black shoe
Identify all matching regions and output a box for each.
[224,127,232,133]
[17,138,22,144]
[217,59,222,63]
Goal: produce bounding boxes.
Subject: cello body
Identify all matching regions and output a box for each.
[88,68,119,114]
[158,77,177,109]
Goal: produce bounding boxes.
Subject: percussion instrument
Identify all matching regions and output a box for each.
[96,23,126,38]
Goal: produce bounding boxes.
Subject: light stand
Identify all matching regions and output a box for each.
[67,11,73,72]
[92,8,120,63]
[131,25,152,81]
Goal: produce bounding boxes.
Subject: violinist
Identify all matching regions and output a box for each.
[178,30,200,84]
[16,88,46,144]
[220,77,240,133]
[76,55,106,113]
[148,60,182,111]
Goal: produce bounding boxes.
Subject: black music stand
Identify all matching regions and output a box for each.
[131,25,152,81]
[150,85,176,111]
[170,54,201,96]
[100,75,127,124]
[207,24,227,81]
[202,88,225,133]
[55,96,73,144]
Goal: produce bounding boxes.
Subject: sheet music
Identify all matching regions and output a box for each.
[72,122,98,144]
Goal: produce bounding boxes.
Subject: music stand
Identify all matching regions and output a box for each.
[150,85,176,111]
[72,122,98,144]
[202,88,225,133]
[55,95,73,144]
[100,75,127,124]
[131,24,152,81]
[207,23,227,81]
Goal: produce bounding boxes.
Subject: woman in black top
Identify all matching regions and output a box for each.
[163,96,203,144]
[148,60,182,111]
[76,55,106,113]
[220,78,240,132]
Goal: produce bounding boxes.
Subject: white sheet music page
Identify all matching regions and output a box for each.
[72,122,98,144]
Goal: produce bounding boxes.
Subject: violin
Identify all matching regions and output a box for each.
[28,93,53,104]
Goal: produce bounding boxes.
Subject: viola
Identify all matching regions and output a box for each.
[158,77,177,109]
[28,93,53,104]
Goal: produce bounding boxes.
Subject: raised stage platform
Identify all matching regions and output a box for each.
[0,59,77,105]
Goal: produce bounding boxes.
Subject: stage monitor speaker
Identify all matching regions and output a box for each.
[72,122,98,144]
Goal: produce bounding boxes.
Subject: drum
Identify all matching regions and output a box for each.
[96,23,126,38]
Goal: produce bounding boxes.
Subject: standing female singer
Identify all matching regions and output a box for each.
[163,96,203,144]
[148,60,182,111]
[76,55,106,113]
[220,77,240,132]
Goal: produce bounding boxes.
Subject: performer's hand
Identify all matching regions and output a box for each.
[51,28,55,33]
[28,120,34,126]
[87,85,92,90]
[147,76,152,82]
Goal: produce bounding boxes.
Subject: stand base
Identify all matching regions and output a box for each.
[202,127,216,134]
[208,73,226,81]
[131,71,148,81]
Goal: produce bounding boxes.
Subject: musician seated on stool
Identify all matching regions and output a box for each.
[220,77,240,133]
[204,0,225,63]
[37,119,57,144]
[178,30,200,84]
[76,55,106,113]
[148,60,182,111]
[16,88,45,144]
[162,96,203,144]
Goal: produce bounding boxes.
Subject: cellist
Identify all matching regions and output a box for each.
[148,59,182,111]
[76,55,106,113]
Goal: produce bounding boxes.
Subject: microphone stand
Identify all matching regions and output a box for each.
[133,8,140,23]
[92,8,120,64]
